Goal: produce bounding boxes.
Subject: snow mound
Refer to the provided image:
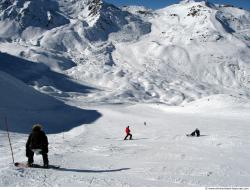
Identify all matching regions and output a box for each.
[0,70,101,134]
[183,94,250,110]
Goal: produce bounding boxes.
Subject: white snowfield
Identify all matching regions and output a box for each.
[1,100,250,187]
[0,0,250,187]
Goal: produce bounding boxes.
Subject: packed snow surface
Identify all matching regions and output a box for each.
[0,100,250,186]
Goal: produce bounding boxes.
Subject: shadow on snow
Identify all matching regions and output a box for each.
[0,52,94,94]
[53,167,130,173]
[24,164,130,173]
[0,53,102,134]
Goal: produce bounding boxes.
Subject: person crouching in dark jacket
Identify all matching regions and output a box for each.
[26,124,49,168]
[187,128,200,137]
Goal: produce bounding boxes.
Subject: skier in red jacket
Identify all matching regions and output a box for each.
[124,126,132,140]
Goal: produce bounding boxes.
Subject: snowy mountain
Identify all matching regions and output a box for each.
[0,0,249,105]
[111,0,250,104]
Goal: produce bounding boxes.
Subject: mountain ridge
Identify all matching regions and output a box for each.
[0,0,249,105]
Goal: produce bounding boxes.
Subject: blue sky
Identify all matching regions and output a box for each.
[104,0,250,10]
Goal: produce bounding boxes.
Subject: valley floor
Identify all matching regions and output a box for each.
[0,103,250,187]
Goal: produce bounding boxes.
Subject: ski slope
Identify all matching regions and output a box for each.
[0,96,250,186]
[0,0,250,187]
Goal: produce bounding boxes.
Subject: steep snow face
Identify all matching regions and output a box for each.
[83,2,151,42]
[0,0,151,84]
[215,6,250,42]
[0,0,69,33]
[0,0,249,106]
[56,0,102,25]
[111,0,250,104]
[0,0,150,41]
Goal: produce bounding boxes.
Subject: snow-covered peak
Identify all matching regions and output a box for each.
[180,0,207,4]
[0,0,70,29]
[179,0,216,9]
[55,0,103,25]
[156,0,250,39]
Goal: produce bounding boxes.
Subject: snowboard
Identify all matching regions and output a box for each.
[14,162,60,169]
[186,134,200,137]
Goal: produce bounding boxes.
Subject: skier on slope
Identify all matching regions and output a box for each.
[26,124,49,168]
[124,126,133,140]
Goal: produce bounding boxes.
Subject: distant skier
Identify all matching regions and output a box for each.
[124,126,132,140]
[187,128,200,137]
[26,124,49,168]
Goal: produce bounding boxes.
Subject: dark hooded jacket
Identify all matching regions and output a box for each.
[26,127,48,153]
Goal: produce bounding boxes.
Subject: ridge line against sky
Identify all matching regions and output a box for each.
[104,0,250,10]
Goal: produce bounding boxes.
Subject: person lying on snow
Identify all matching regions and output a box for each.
[187,128,200,137]
[124,126,133,140]
[26,124,49,168]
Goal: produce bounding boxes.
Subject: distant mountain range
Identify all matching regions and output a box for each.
[0,0,249,106]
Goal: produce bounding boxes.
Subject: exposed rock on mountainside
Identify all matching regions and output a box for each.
[0,0,249,106]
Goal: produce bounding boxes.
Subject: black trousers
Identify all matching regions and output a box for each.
[27,149,48,165]
[124,134,132,140]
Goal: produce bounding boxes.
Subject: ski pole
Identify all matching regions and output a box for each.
[4,117,15,164]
